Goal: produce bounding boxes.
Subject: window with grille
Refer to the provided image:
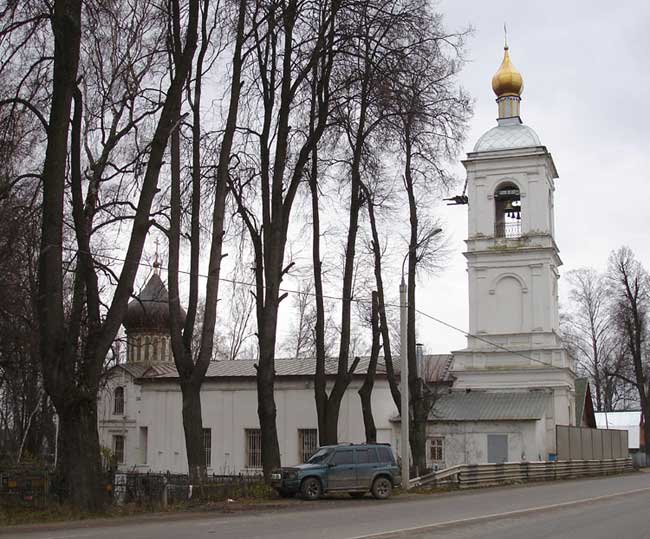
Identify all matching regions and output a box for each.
[245,429,262,468]
[113,386,124,415]
[429,437,444,462]
[113,434,125,464]
[298,429,318,463]
[203,428,212,468]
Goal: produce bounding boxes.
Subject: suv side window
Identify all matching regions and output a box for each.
[332,449,354,465]
[378,447,395,464]
[356,448,379,464]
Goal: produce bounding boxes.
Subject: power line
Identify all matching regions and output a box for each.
[61,244,569,370]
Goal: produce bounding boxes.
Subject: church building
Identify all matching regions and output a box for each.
[98,42,587,474]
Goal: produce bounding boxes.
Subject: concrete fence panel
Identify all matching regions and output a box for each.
[557,426,571,460]
[556,425,627,461]
[593,429,604,459]
[603,429,613,459]
[581,429,594,460]
[569,428,582,460]
[619,431,629,459]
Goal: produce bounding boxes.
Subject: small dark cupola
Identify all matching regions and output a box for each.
[123,249,184,364]
[124,273,173,333]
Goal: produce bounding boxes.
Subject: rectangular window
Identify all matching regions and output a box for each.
[203,428,212,468]
[245,429,262,469]
[429,437,444,462]
[113,435,125,464]
[298,429,318,463]
[113,387,124,415]
[139,427,148,465]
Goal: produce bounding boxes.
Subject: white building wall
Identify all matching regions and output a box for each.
[98,371,398,474]
[425,420,544,468]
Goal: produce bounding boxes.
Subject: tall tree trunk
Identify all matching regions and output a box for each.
[320,165,362,445]
[258,307,281,478]
[36,0,100,510]
[56,396,102,509]
[309,116,328,445]
[363,184,400,413]
[180,380,204,481]
[37,0,200,511]
[359,292,379,443]
[404,126,427,475]
[167,0,247,483]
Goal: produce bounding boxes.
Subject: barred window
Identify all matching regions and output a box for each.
[245,429,262,468]
[298,429,318,463]
[113,387,124,415]
[113,434,125,464]
[429,437,444,462]
[203,428,212,468]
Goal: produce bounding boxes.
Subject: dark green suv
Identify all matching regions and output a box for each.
[270,443,401,500]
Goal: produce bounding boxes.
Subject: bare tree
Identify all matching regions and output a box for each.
[561,268,625,411]
[388,18,470,475]
[0,0,202,509]
[228,0,341,478]
[607,246,650,457]
[284,281,317,359]
[361,181,401,412]
[358,291,379,443]
[166,0,248,481]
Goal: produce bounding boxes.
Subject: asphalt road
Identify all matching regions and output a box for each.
[5,473,650,539]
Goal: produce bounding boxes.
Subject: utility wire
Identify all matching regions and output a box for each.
[61,244,570,370]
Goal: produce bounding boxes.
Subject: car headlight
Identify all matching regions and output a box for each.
[271,473,282,480]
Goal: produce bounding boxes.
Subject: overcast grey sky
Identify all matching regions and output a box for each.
[416,0,650,353]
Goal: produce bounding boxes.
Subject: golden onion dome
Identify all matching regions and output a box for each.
[491,45,523,97]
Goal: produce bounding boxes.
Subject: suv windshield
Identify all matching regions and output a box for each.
[307,447,332,464]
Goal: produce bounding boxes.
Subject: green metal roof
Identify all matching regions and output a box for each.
[428,391,548,421]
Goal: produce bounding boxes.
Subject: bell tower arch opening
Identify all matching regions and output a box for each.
[494,182,521,238]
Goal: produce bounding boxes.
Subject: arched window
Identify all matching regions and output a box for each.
[114,386,125,415]
[494,183,521,238]
[144,336,150,362]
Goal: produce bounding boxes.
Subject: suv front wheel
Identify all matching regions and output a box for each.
[301,477,322,500]
[371,476,392,499]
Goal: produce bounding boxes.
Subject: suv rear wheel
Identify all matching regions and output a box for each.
[371,476,392,499]
[301,477,322,500]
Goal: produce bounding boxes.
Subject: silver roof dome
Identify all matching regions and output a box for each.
[473,122,541,152]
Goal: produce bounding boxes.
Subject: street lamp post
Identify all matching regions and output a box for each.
[399,228,442,491]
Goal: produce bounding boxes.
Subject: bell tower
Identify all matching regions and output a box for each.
[451,41,576,447]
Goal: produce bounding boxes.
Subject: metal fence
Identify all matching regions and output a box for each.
[113,472,268,506]
[0,468,267,508]
[410,458,632,489]
[0,467,49,508]
[556,425,628,460]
